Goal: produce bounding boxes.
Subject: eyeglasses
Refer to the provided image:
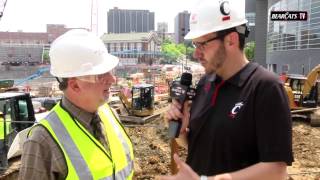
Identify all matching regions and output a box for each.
[77,72,112,84]
[192,35,223,50]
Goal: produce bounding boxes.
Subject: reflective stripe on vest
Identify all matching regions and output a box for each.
[99,104,134,179]
[39,103,133,180]
[45,111,93,179]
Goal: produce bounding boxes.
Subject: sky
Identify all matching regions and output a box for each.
[0,0,196,34]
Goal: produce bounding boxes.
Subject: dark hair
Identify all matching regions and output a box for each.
[216,25,247,51]
[56,78,69,91]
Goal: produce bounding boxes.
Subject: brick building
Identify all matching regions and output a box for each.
[0,24,81,64]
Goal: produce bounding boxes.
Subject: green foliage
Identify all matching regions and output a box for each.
[163,38,174,44]
[42,50,50,63]
[161,41,182,63]
[186,47,195,61]
[160,39,197,64]
[176,44,186,54]
[184,40,196,61]
[244,41,255,61]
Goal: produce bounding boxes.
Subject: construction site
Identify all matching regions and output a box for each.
[0,61,319,179]
[0,0,320,179]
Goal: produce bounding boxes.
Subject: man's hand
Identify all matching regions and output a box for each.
[165,100,191,134]
[157,154,199,180]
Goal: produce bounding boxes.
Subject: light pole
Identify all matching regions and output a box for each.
[181,31,185,74]
[185,41,187,70]
[184,39,192,72]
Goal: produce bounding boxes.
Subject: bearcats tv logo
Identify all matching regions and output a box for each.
[270,11,308,21]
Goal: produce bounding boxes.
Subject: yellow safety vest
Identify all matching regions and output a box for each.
[36,102,134,180]
[0,116,11,140]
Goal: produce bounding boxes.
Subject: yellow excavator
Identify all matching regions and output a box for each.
[284,64,320,126]
[117,84,154,117]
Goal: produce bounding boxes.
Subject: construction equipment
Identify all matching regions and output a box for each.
[0,92,36,168]
[14,66,49,86]
[118,84,154,117]
[0,80,18,93]
[284,64,320,126]
[0,79,37,169]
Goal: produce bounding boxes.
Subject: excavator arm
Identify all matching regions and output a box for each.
[117,90,132,114]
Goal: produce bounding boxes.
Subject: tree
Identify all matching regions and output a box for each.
[244,41,255,61]
[163,38,174,44]
[161,40,183,64]
[42,50,50,64]
[186,47,195,61]
[160,39,197,64]
[182,40,196,62]
[176,43,186,54]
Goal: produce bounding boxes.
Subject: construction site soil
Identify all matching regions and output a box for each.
[129,118,320,180]
[1,117,319,179]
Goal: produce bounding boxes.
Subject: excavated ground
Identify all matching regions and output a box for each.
[0,117,319,180]
[128,118,320,180]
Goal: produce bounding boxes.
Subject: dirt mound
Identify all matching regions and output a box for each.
[287,121,320,179]
[127,120,172,180]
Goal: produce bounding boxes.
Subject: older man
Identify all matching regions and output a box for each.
[19,29,134,180]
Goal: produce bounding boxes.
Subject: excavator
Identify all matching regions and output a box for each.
[112,84,164,124]
[284,64,320,126]
[117,84,154,117]
[0,86,36,169]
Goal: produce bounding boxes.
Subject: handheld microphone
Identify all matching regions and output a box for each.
[168,72,195,139]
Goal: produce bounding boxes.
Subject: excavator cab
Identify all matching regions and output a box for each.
[286,75,305,107]
[284,65,320,127]
[117,84,154,117]
[131,84,154,117]
[0,92,36,168]
[286,74,319,108]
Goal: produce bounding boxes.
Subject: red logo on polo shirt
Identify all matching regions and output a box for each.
[228,102,244,119]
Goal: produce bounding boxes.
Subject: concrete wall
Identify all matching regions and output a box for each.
[268,49,320,75]
[254,0,268,67]
[0,45,43,63]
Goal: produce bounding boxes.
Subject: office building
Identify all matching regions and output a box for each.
[174,11,190,44]
[265,0,320,74]
[107,7,155,33]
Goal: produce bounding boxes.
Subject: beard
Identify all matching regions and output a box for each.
[205,43,226,74]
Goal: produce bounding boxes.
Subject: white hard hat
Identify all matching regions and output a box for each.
[185,0,248,40]
[49,29,119,78]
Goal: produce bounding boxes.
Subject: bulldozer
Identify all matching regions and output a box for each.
[284,64,320,126]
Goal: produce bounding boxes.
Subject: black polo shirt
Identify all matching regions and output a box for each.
[187,63,294,176]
